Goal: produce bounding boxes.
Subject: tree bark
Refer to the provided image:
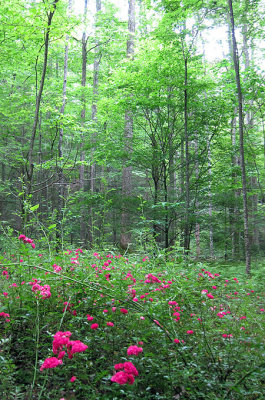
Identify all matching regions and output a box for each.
[89,0,102,244]
[80,0,88,246]
[56,0,72,251]
[194,134,200,258]
[183,56,190,252]
[207,138,214,258]
[242,24,259,253]
[228,0,251,274]
[120,0,135,250]
[26,0,59,194]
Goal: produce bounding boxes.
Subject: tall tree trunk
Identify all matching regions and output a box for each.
[227,11,241,259]
[26,0,59,195]
[56,0,72,251]
[228,0,251,274]
[163,161,169,249]
[243,24,259,253]
[194,133,200,258]
[120,0,135,250]
[89,0,102,244]
[183,56,190,252]
[207,138,214,258]
[80,0,88,246]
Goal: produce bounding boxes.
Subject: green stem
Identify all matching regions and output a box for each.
[224,363,265,399]
[29,299,40,400]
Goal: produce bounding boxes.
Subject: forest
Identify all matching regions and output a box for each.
[0,0,264,399]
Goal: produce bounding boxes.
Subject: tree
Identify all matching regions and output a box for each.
[120,0,136,250]
[227,0,251,273]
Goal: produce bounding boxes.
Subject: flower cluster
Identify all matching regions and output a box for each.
[18,234,35,249]
[2,270,9,280]
[0,311,10,323]
[52,331,88,359]
[30,279,51,299]
[40,357,62,371]
[111,361,139,385]
[52,263,62,273]
[40,331,88,372]
[111,342,143,385]
[127,345,143,356]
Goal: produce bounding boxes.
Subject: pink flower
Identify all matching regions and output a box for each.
[112,361,138,383]
[57,351,65,360]
[127,345,143,356]
[70,376,77,383]
[40,357,62,371]
[207,293,214,299]
[111,371,131,385]
[187,330,194,334]
[107,322,114,327]
[120,308,128,314]
[91,323,99,330]
[53,331,72,355]
[126,374,135,384]
[52,264,62,273]
[123,361,139,376]
[114,363,124,370]
[174,339,180,343]
[67,340,88,359]
[87,315,93,321]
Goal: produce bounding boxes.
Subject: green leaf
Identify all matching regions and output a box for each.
[48,224,56,230]
[30,204,39,212]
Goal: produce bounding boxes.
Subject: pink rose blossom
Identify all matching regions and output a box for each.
[40,357,62,371]
[123,361,139,376]
[114,363,124,370]
[127,345,143,356]
[111,371,131,385]
[91,323,99,330]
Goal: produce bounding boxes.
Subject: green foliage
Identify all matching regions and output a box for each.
[0,234,264,399]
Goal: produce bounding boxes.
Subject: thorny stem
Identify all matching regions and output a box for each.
[28,299,40,400]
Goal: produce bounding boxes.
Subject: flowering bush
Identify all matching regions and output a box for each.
[0,235,264,399]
